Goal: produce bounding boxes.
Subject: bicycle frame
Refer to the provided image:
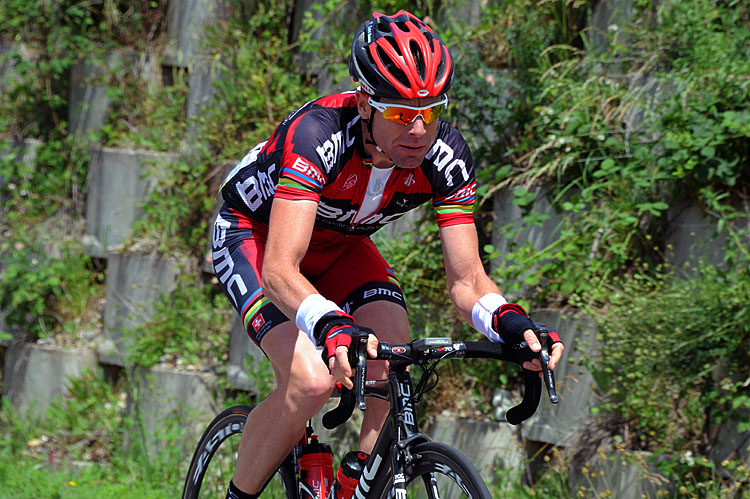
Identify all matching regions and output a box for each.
[350,360,430,497]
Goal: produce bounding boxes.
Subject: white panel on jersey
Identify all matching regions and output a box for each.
[353,166,394,223]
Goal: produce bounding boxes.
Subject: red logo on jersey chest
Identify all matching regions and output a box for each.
[342,174,358,190]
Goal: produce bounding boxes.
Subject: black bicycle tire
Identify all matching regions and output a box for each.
[182,405,297,499]
[375,441,492,499]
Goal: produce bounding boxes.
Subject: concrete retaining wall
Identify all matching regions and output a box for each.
[83,147,176,257]
[99,252,185,366]
[3,343,99,416]
[125,366,219,454]
[1,0,748,493]
[521,310,599,447]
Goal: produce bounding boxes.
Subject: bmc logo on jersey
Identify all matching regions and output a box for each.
[291,156,325,185]
[316,115,359,173]
[446,183,476,201]
[425,139,470,187]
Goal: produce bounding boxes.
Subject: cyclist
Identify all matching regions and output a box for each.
[213,10,565,498]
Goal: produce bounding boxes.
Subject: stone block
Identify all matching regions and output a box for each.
[186,56,222,146]
[665,202,733,274]
[3,342,99,416]
[520,311,600,446]
[69,51,161,140]
[83,147,176,257]
[125,366,219,454]
[0,43,37,91]
[68,57,112,139]
[98,252,185,366]
[0,138,42,208]
[586,0,634,55]
[490,185,563,299]
[709,407,750,469]
[163,0,228,67]
[427,416,525,489]
[288,0,357,95]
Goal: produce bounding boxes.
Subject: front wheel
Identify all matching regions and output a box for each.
[182,405,297,499]
[377,441,492,499]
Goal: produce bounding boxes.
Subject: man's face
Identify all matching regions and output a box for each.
[356,91,442,169]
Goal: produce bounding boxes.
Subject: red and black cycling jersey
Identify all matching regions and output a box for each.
[220,91,476,249]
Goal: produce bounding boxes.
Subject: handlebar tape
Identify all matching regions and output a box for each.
[462,342,543,425]
[505,370,542,425]
[323,387,356,430]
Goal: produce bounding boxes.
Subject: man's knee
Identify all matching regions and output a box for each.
[352,301,410,344]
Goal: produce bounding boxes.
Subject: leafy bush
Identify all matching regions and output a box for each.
[589,264,750,453]
[199,0,319,160]
[100,64,189,152]
[488,0,750,306]
[0,235,102,339]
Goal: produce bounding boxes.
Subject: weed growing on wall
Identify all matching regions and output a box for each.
[124,273,233,370]
[0,0,167,139]
[101,64,189,151]
[199,0,319,160]
[588,264,750,453]
[0,135,101,340]
[487,0,750,307]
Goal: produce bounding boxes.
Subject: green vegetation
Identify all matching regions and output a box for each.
[124,274,233,370]
[0,370,190,497]
[1,0,749,495]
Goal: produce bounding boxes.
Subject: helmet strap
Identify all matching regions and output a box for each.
[363,107,382,151]
[362,106,392,163]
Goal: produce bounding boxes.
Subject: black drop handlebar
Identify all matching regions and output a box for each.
[322,328,560,430]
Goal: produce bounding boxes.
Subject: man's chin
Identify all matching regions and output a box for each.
[393,153,426,169]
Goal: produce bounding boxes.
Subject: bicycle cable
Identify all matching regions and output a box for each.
[411,353,452,405]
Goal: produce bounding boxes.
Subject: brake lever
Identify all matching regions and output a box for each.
[535,327,560,404]
[354,337,368,411]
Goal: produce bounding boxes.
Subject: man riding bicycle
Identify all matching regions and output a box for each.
[212,10,565,498]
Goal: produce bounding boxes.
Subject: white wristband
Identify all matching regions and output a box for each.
[295,293,342,347]
[471,293,507,342]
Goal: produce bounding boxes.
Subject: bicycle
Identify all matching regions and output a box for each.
[182,326,560,498]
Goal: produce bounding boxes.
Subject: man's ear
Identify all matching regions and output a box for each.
[355,90,371,120]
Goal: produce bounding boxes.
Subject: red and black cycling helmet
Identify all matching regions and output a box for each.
[349,10,454,99]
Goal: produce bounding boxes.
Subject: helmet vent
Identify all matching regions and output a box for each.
[376,45,409,87]
[395,21,410,32]
[409,40,426,78]
[376,18,392,33]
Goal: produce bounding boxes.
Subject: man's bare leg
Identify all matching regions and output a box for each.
[231,323,336,494]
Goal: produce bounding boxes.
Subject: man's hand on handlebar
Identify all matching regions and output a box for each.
[491,303,565,375]
[520,328,564,373]
[313,311,377,390]
[329,332,378,390]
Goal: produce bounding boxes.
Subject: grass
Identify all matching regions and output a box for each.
[0,370,191,498]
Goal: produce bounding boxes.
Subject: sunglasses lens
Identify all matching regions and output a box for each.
[380,102,445,125]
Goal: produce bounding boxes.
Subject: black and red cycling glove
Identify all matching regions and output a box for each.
[492,303,562,353]
[314,310,370,365]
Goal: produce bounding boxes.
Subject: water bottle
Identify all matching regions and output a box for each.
[298,435,334,499]
[333,451,369,499]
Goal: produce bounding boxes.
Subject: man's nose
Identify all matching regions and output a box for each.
[408,115,427,134]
